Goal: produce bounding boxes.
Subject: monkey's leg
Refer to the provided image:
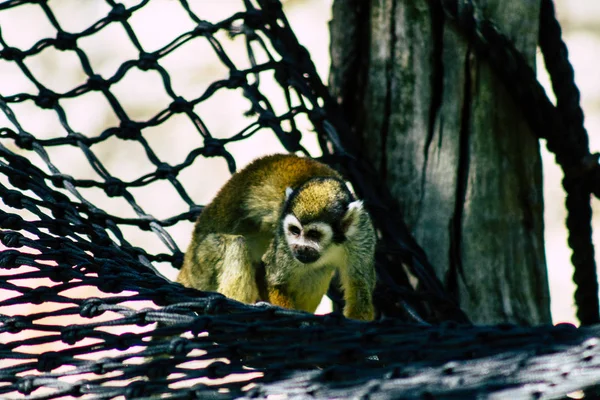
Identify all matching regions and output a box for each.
[213,234,259,304]
[179,233,259,304]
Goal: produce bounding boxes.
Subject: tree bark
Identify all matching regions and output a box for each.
[330,0,551,325]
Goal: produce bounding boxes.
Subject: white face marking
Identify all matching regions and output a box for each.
[342,200,363,238]
[283,216,333,248]
[283,214,303,246]
[302,222,333,249]
[285,187,294,199]
[283,215,338,267]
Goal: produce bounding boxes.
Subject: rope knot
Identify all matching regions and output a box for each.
[104,177,126,197]
[108,3,131,22]
[37,351,62,372]
[138,52,158,71]
[61,325,86,345]
[117,120,141,140]
[202,138,224,157]
[0,46,23,61]
[87,74,109,90]
[1,230,23,248]
[54,31,77,51]
[35,89,59,109]
[15,133,34,150]
[80,298,106,318]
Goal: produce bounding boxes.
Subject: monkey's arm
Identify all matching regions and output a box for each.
[339,213,377,321]
[261,240,301,310]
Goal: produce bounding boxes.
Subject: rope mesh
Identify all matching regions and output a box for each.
[1,0,599,398]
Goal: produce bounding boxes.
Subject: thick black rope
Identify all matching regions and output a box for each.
[538,0,599,326]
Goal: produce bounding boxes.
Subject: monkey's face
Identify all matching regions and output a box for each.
[282,214,333,264]
[282,178,363,265]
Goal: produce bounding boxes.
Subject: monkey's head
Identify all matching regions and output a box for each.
[281,178,364,265]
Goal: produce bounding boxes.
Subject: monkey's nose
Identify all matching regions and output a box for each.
[293,247,320,264]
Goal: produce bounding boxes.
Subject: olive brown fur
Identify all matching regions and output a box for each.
[177,154,376,320]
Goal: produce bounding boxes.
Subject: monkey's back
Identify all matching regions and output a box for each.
[195,154,342,236]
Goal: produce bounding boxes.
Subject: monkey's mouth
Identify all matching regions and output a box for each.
[293,248,320,264]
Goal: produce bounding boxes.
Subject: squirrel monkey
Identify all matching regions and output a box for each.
[177,154,376,320]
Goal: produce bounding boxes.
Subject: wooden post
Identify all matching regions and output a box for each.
[330,0,551,324]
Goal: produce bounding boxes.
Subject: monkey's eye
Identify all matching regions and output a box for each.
[305,230,322,241]
[289,226,301,236]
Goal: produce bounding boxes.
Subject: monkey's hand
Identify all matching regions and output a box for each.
[261,242,298,310]
[266,285,297,310]
[343,285,375,321]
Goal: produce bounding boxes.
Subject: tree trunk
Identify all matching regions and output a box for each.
[329,0,551,325]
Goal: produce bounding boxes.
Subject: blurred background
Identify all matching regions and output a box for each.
[0,0,597,327]
[538,0,600,324]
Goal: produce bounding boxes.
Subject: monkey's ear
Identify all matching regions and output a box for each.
[341,200,363,237]
[285,187,294,199]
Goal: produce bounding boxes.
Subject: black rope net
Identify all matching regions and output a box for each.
[1,0,599,398]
